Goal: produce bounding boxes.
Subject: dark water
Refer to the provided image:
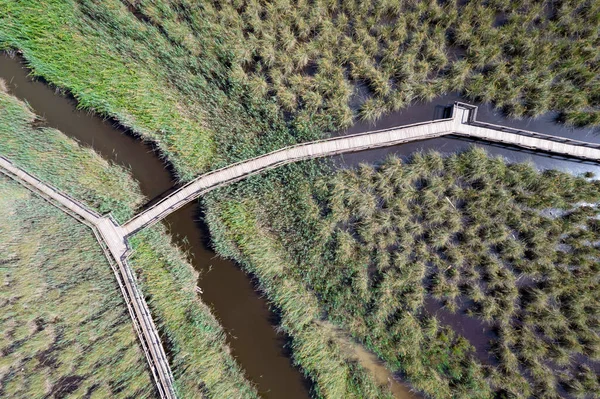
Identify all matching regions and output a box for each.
[0,54,311,399]
[335,92,600,379]
[335,92,600,177]
[424,297,497,366]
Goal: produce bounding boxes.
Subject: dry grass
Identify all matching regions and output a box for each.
[0,177,154,398]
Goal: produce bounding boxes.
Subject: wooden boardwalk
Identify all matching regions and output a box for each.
[3,102,600,399]
[0,156,177,399]
[123,102,600,235]
[452,103,600,159]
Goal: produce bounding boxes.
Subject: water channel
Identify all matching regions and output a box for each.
[2,53,599,398]
[0,54,312,399]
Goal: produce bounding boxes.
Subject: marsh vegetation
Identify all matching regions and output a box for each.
[2,1,599,397]
[1,0,599,179]
[208,148,600,398]
[205,0,600,126]
[0,87,257,398]
[0,176,154,398]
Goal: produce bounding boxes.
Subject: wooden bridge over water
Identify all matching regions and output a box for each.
[122,102,600,235]
[2,102,599,398]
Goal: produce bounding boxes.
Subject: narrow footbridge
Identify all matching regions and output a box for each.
[122,102,600,235]
[2,102,599,398]
[0,156,177,399]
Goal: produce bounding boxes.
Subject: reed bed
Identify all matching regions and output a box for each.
[2,0,598,180]
[206,148,600,398]
[2,1,599,397]
[0,177,154,398]
[0,89,257,398]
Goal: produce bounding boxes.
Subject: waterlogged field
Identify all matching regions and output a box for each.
[0,86,257,398]
[0,176,154,398]
[207,149,600,398]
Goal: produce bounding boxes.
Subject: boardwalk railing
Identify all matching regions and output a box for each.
[3,102,600,399]
[122,117,456,235]
[455,102,600,150]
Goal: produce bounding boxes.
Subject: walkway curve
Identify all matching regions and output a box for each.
[122,102,600,235]
[3,102,600,398]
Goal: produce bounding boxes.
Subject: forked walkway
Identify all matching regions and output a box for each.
[0,156,176,399]
[2,102,599,398]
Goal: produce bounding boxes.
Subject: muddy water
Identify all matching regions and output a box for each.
[0,54,311,399]
[7,50,597,398]
[0,56,172,199]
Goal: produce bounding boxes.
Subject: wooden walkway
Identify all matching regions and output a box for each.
[452,103,600,159]
[0,156,177,399]
[3,102,600,399]
[122,102,600,235]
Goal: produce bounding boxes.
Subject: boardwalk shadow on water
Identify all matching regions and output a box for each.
[4,50,600,398]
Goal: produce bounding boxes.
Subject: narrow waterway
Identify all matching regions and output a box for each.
[0,54,312,399]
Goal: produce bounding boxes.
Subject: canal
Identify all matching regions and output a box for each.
[0,53,312,399]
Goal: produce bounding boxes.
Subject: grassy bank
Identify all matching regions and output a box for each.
[2,1,598,180]
[206,148,600,398]
[0,176,154,398]
[0,86,257,398]
[204,186,394,398]
[0,78,142,222]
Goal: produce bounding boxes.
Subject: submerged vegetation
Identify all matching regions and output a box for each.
[207,148,600,398]
[0,177,154,398]
[0,86,257,398]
